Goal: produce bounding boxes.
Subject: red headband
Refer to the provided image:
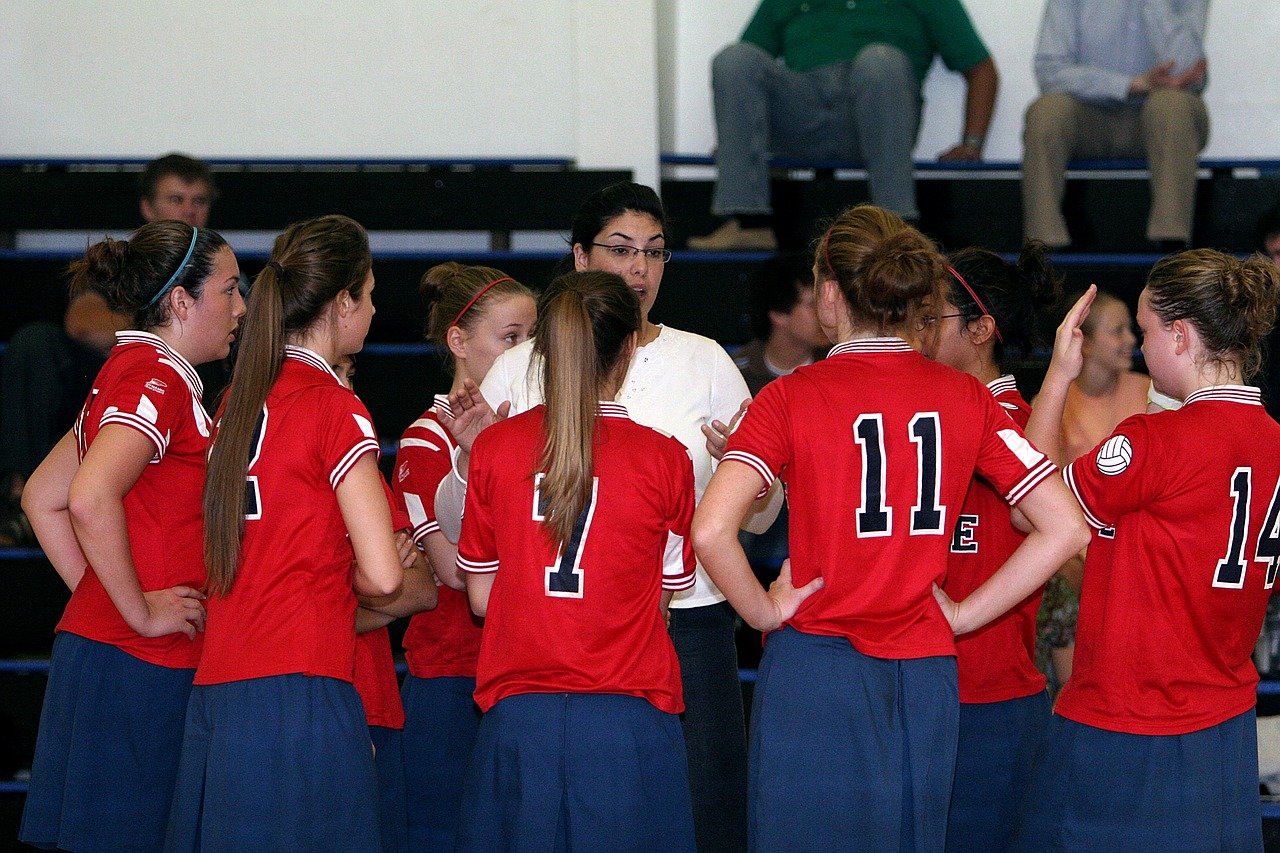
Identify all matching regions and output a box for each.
[451,277,514,328]
[947,265,1003,344]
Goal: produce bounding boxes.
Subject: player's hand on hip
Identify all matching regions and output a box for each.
[764,559,824,630]
[140,585,206,639]
[932,583,964,634]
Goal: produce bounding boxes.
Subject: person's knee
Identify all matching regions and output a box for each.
[851,42,914,88]
[1023,93,1077,144]
[712,41,773,86]
[1141,89,1209,148]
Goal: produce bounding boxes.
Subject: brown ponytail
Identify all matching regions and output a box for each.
[532,271,639,546]
[203,214,371,595]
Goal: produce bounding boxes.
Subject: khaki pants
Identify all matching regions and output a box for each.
[1022,89,1210,246]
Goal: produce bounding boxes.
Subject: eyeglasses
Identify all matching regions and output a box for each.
[591,243,673,263]
[913,312,964,332]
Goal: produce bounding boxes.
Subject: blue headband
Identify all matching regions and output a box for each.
[145,226,199,309]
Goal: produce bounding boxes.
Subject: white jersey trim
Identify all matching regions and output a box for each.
[284,345,341,382]
[457,554,499,574]
[115,330,204,399]
[721,450,774,499]
[100,409,169,458]
[1182,385,1262,407]
[329,438,380,490]
[827,337,914,357]
[1063,461,1109,530]
[986,375,1018,397]
[1004,457,1058,506]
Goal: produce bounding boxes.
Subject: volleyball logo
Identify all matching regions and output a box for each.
[1096,435,1133,476]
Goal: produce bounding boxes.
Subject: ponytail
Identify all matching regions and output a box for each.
[532,271,639,546]
[204,215,371,595]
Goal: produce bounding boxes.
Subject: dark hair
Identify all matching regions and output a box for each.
[139,153,217,203]
[813,204,945,334]
[749,252,812,341]
[1146,249,1280,380]
[419,262,533,369]
[204,214,372,595]
[945,242,1062,365]
[67,221,228,329]
[569,182,666,251]
[532,270,640,546]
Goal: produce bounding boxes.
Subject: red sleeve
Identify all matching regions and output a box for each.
[457,430,499,575]
[972,390,1058,506]
[662,441,697,592]
[393,418,456,546]
[97,362,195,459]
[722,378,791,495]
[380,477,411,533]
[1063,414,1157,530]
[318,389,381,491]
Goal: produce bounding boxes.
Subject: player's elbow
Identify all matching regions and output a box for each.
[691,506,734,562]
[355,566,402,599]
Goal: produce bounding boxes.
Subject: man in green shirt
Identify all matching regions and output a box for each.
[688,0,998,251]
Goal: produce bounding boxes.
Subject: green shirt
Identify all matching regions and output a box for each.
[741,0,990,82]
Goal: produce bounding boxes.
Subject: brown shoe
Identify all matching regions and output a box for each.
[687,219,778,251]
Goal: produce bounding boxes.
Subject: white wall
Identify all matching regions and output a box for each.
[2,0,1277,182]
[664,0,1280,161]
[1,0,660,186]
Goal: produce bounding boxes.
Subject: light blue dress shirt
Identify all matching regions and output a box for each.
[1034,0,1209,103]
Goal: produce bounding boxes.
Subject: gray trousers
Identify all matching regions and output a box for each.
[1022,89,1210,245]
[710,41,923,220]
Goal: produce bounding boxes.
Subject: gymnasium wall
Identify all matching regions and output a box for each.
[3,0,1278,187]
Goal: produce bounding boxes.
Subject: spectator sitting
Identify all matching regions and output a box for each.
[0,153,217,545]
[688,0,998,252]
[1022,0,1209,251]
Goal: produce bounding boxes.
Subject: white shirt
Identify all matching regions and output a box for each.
[481,326,753,608]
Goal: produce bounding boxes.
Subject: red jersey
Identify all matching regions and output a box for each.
[1056,385,1280,735]
[458,403,695,714]
[723,339,1057,659]
[352,479,411,729]
[392,398,483,679]
[196,346,381,686]
[57,331,210,668]
[942,376,1047,702]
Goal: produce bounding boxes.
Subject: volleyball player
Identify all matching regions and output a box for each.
[693,204,1090,851]
[167,215,402,851]
[917,245,1061,852]
[454,270,697,850]
[19,222,244,851]
[391,262,535,850]
[1014,251,1280,851]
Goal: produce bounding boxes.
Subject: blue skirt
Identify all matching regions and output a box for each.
[400,674,480,852]
[20,631,194,852]
[1013,710,1262,852]
[457,692,695,852]
[946,691,1051,853]
[165,674,381,852]
[748,627,959,852]
[370,725,407,853]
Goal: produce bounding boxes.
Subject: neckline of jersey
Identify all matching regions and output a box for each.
[1182,384,1261,406]
[827,337,913,357]
[115,330,203,398]
[284,344,340,382]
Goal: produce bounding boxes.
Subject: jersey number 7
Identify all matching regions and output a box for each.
[533,474,599,599]
[854,413,946,538]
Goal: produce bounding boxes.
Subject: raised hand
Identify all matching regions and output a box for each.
[438,379,509,453]
[1045,284,1097,388]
